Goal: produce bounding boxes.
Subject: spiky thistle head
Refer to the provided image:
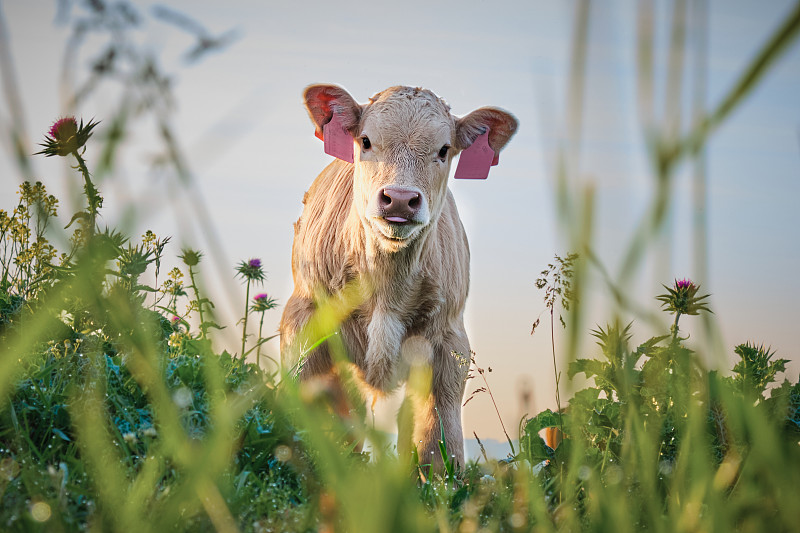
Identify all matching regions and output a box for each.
[236,258,266,283]
[656,278,712,316]
[252,293,278,312]
[37,117,99,157]
[179,249,202,267]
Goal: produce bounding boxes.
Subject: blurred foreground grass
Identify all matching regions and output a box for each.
[2,1,800,532]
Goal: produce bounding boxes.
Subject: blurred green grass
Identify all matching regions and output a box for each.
[2,1,800,532]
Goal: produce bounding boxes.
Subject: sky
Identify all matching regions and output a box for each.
[1,0,799,449]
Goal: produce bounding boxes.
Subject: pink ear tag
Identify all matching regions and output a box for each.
[454,130,496,179]
[322,113,354,163]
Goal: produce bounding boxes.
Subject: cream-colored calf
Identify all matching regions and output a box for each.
[280,84,517,469]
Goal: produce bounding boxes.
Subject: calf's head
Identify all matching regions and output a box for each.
[304,84,517,252]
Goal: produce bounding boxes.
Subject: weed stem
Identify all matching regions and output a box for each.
[241,278,251,358]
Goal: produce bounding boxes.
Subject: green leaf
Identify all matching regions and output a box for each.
[134,284,158,293]
[64,211,89,230]
[520,432,551,464]
[197,298,216,309]
[52,427,71,442]
[184,338,213,357]
[568,358,610,381]
[438,439,454,479]
[523,408,562,435]
[634,335,669,358]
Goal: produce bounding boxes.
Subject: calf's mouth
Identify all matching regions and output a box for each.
[371,215,423,242]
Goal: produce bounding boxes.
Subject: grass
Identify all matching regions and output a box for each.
[2,1,800,531]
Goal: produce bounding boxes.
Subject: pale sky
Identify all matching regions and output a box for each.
[1,0,799,446]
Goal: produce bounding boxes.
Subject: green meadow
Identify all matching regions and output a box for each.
[2,2,800,532]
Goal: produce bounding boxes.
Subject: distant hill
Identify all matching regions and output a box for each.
[465,437,517,462]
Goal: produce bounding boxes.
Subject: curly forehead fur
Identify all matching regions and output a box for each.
[368,86,451,112]
[362,87,454,151]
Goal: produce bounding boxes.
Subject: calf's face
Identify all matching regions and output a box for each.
[304,85,518,252]
[355,87,454,249]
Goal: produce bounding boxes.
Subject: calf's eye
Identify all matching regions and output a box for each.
[361,136,371,150]
[438,145,450,159]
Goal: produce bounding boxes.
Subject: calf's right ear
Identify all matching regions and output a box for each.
[455,107,518,154]
[303,84,362,138]
[454,107,518,179]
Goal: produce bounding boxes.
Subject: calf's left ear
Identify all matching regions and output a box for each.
[304,84,362,163]
[303,84,362,137]
[455,107,518,154]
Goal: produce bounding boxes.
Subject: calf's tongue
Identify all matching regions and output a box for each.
[385,216,408,223]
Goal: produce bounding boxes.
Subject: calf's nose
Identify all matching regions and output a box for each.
[378,187,421,221]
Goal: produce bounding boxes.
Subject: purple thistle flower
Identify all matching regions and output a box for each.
[252,292,278,312]
[657,277,711,318]
[49,117,78,140]
[37,116,99,157]
[236,257,266,283]
[171,315,180,323]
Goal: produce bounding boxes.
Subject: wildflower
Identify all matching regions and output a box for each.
[162,268,185,298]
[50,117,77,140]
[142,427,158,438]
[236,257,266,282]
[252,293,278,312]
[179,249,202,267]
[250,292,279,366]
[168,267,184,282]
[142,230,157,246]
[236,258,267,358]
[656,278,712,317]
[168,331,185,348]
[37,116,99,157]
[122,432,137,445]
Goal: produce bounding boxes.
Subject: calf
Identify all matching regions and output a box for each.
[280,84,517,468]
